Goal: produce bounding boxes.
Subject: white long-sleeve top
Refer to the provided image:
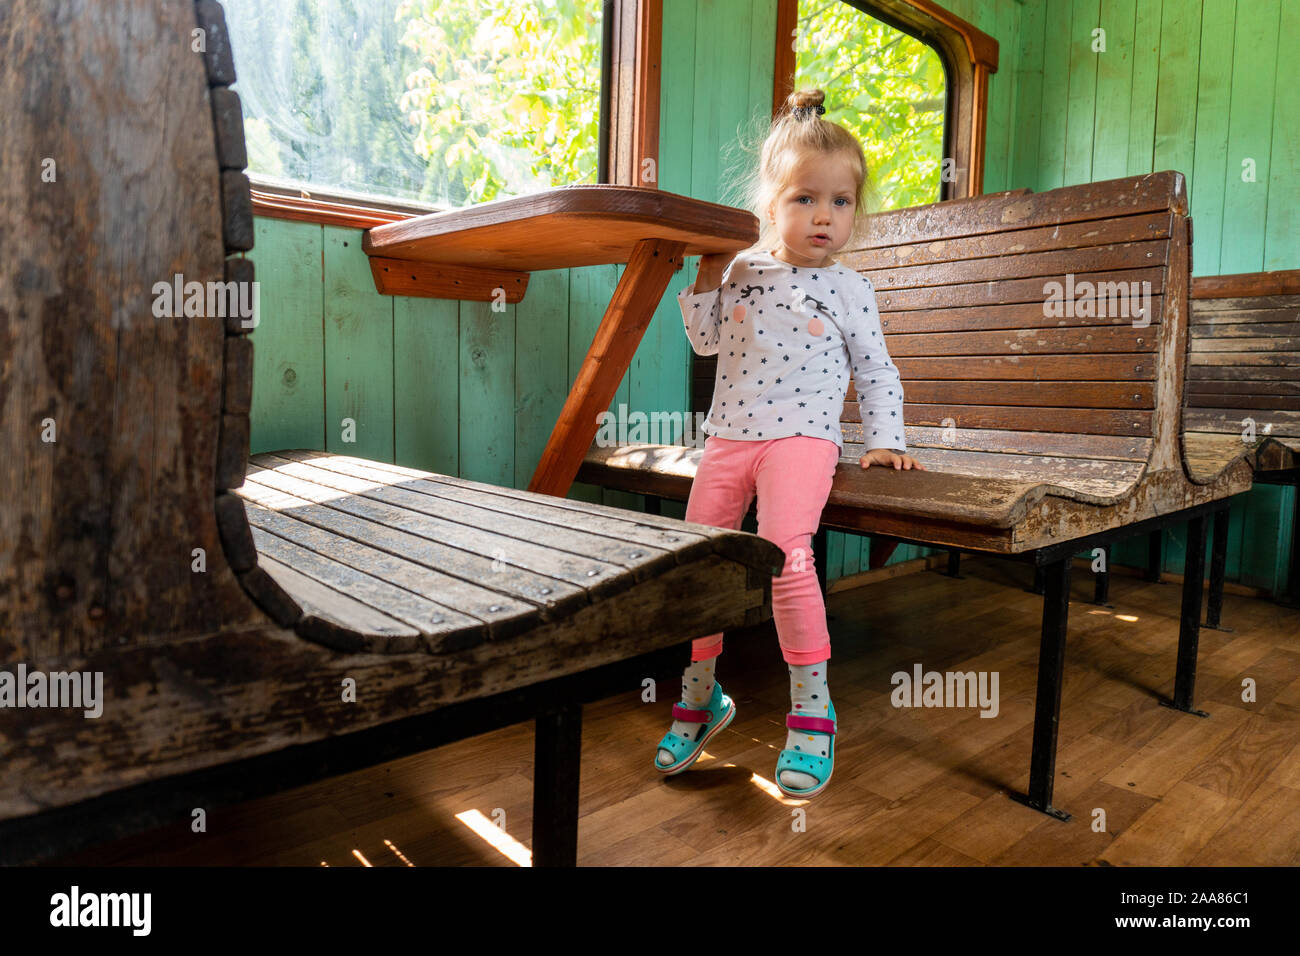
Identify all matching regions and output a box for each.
[677,250,906,455]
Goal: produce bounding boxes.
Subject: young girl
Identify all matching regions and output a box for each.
[654,88,925,798]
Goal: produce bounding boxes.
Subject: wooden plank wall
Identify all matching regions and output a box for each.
[995,0,1297,594]
[245,0,1295,596]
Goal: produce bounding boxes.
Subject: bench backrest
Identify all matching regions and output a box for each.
[692,174,1191,477]
[1186,270,1300,440]
[839,172,1190,474]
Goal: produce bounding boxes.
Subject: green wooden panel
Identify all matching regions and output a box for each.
[1151,0,1201,185]
[458,299,514,487]
[1189,0,1237,277]
[985,0,1022,192]
[842,528,862,577]
[1125,0,1162,176]
[322,226,393,462]
[515,268,572,490]
[1220,0,1279,275]
[394,294,459,476]
[690,0,724,204]
[1091,0,1137,183]
[567,263,622,504]
[1239,483,1288,591]
[659,0,698,197]
[1010,0,1046,189]
[1264,0,1300,270]
[1064,0,1102,186]
[826,529,845,583]
[248,217,324,455]
[1036,0,1073,190]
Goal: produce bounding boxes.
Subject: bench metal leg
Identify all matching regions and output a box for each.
[644,494,662,516]
[1204,506,1232,630]
[1162,515,1211,718]
[1147,530,1163,582]
[1029,564,1045,594]
[533,702,583,866]
[1092,544,1112,606]
[1010,556,1072,822]
[944,548,962,578]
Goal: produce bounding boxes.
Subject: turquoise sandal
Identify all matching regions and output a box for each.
[775,700,836,797]
[653,679,736,775]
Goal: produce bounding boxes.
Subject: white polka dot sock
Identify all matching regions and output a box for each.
[657,657,718,767]
[779,661,831,790]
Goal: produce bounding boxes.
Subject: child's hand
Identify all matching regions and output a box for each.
[859,448,926,471]
[693,253,733,293]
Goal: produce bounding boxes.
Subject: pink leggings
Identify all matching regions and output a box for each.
[685,434,841,666]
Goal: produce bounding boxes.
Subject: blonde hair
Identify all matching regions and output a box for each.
[722,88,879,259]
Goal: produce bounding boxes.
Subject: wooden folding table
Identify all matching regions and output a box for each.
[363,184,759,496]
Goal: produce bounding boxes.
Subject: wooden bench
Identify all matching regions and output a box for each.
[1183,269,1300,611]
[580,171,1256,820]
[0,0,784,867]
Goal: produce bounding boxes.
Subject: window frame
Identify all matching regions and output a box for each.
[246,0,658,228]
[773,0,998,201]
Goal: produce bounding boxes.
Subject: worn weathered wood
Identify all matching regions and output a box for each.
[194,0,236,87]
[223,256,257,334]
[221,170,254,251]
[222,336,252,414]
[209,86,247,171]
[215,491,257,573]
[0,0,265,657]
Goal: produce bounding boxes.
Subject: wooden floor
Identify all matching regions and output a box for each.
[51,557,1300,866]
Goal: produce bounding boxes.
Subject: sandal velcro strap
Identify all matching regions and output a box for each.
[786,713,836,734]
[672,704,713,722]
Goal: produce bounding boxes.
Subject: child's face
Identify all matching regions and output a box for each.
[766,152,858,268]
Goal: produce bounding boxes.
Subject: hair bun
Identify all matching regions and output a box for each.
[785,88,827,118]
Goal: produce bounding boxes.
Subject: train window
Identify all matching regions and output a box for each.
[222,0,604,210]
[795,1,947,210]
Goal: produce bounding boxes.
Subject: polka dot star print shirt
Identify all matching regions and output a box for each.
[677,250,906,455]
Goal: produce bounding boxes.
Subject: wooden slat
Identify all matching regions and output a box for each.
[900,380,1153,409]
[1193,323,1300,339]
[266,451,712,556]
[875,267,1165,312]
[1188,365,1300,382]
[1190,352,1300,367]
[846,171,1185,250]
[841,211,1172,272]
[884,325,1159,357]
[863,239,1169,292]
[899,426,1152,461]
[879,298,1166,333]
[1190,305,1300,325]
[245,515,485,643]
[253,454,681,584]
[1190,337,1300,353]
[886,354,1155,381]
[236,467,605,609]
[881,405,1152,436]
[1191,294,1300,312]
[1187,393,1297,410]
[907,446,1145,490]
[1180,408,1300,436]
[254,552,423,653]
[1191,269,1300,299]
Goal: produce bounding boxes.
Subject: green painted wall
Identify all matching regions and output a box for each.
[246,0,1295,596]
